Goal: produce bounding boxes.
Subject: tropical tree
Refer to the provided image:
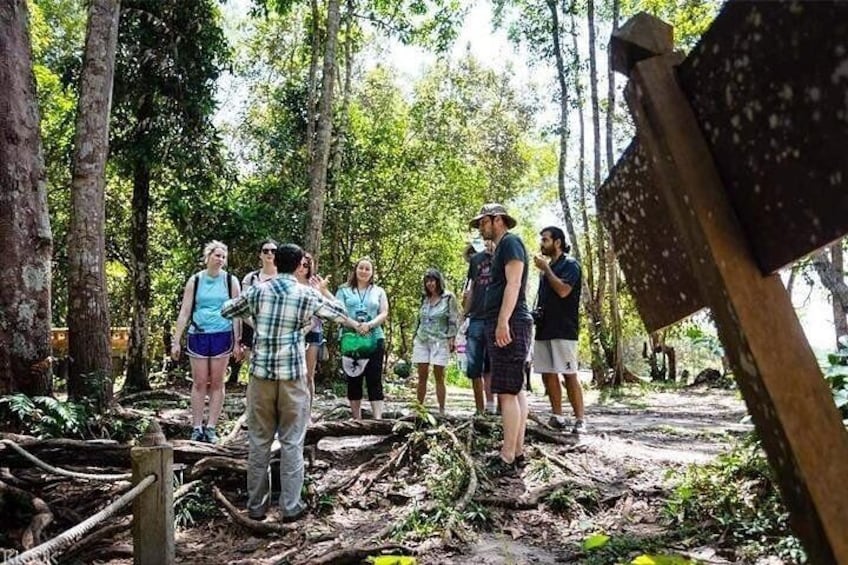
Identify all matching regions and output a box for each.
[0,0,54,396]
[66,0,121,404]
[111,0,231,392]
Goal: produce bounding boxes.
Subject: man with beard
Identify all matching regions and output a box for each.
[469,203,533,473]
[532,226,585,434]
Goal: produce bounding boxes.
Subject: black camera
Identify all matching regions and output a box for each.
[531,307,544,325]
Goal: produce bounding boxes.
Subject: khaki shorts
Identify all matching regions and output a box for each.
[533,339,578,374]
[412,338,450,367]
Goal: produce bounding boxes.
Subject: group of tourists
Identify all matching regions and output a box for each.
[169,201,586,522]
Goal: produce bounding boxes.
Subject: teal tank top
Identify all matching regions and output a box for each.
[189,271,234,334]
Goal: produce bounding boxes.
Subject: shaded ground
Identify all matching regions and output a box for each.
[4,373,765,564]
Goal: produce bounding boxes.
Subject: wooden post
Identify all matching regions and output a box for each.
[131,421,174,565]
[611,15,848,564]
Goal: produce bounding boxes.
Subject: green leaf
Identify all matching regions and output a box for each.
[582,533,610,551]
[631,555,693,565]
[366,556,417,565]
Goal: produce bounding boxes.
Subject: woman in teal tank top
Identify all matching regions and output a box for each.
[171,240,242,444]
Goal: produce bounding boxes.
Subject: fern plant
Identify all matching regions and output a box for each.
[0,394,89,439]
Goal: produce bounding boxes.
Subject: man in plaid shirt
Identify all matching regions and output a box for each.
[222,243,360,523]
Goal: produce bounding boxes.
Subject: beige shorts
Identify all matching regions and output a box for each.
[412,338,450,367]
[533,339,578,374]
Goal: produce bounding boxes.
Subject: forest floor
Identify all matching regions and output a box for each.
[2,373,785,565]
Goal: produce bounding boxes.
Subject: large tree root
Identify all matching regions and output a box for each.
[188,456,248,480]
[474,478,582,510]
[212,486,298,536]
[61,517,131,562]
[117,389,191,405]
[318,452,389,496]
[298,543,415,565]
[443,428,477,513]
[0,480,54,549]
[361,442,410,492]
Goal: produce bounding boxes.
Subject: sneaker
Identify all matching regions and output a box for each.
[548,415,569,430]
[514,453,527,468]
[204,426,219,444]
[571,419,586,434]
[190,427,205,442]
[248,509,266,521]
[281,503,308,523]
[485,455,518,477]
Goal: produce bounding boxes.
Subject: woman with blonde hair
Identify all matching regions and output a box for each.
[335,257,389,419]
[171,240,241,443]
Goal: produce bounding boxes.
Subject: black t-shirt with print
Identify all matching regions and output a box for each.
[483,232,532,322]
[465,251,493,320]
[536,255,581,340]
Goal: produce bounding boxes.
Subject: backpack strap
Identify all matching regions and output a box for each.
[189,273,201,332]
[227,272,235,299]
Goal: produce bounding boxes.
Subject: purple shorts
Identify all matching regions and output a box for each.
[187,331,233,359]
[485,318,532,395]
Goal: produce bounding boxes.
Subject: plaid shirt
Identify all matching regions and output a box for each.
[221,274,349,381]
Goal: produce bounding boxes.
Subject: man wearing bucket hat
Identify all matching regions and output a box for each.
[469,203,533,474]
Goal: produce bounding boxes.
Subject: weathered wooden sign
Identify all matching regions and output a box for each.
[600,2,848,563]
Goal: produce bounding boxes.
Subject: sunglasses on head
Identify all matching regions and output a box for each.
[261,248,276,254]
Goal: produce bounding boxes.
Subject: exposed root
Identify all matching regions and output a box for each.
[222,412,248,445]
[442,428,477,513]
[0,480,54,549]
[174,479,203,501]
[62,517,131,562]
[187,456,248,480]
[212,485,297,536]
[299,543,415,565]
[318,452,389,496]
[361,441,410,492]
[117,389,191,405]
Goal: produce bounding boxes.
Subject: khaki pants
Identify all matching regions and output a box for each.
[246,375,309,518]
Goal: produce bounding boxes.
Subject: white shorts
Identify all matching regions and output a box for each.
[533,339,578,374]
[412,338,450,367]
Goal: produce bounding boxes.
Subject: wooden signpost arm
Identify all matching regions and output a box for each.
[612,14,848,564]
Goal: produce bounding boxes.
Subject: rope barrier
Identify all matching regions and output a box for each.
[1,474,156,565]
[0,439,132,481]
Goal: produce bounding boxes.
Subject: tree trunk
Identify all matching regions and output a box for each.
[0,1,54,396]
[304,0,341,256]
[605,0,623,384]
[586,0,614,383]
[812,243,848,340]
[305,0,321,161]
[327,1,354,214]
[568,9,606,384]
[820,240,848,346]
[67,0,121,405]
[548,0,577,262]
[123,111,152,392]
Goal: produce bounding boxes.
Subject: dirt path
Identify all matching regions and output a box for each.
[70,377,752,564]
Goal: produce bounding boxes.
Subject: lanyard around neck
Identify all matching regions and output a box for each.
[355,285,371,306]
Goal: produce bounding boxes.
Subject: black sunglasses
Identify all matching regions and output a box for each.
[261,248,277,254]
